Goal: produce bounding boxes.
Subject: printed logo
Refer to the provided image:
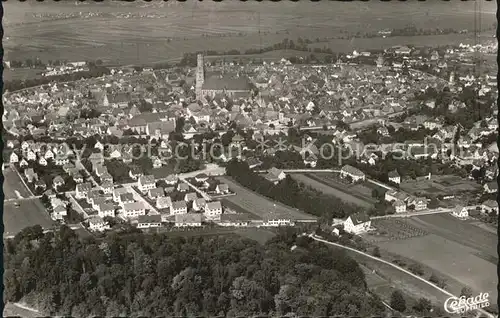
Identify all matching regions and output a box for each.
[444,293,490,314]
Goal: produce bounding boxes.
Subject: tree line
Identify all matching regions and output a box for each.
[4,225,387,317]
[226,159,361,221]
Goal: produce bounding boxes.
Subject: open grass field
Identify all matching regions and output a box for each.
[4,1,495,66]
[366,214,497,307]
[234,228,277,245]
[217,176,317,222]
[3,167,34,200]
[334,245,453,305]
[400,175,482,197]
[297,173,376,208]
[376,234,497,305]
[3,198,55,237]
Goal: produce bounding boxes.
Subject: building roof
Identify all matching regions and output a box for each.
[89,216,105,225]
[123,202,145,211]
[202,74,252,91]
[137,214,161,224]
[388,170,400,178]
[99,203,114,212]
[205,201,222,211]
[348,212,370,226]
[175,213,202,223]
[220,213,253,222]
[120,193,134,202]
[171,200,187,210]
[139,175,155,185]
[341,165,365,177]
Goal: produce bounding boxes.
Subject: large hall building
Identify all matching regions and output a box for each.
[195,54,253,100]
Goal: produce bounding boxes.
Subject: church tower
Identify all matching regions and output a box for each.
[196,53,205,100]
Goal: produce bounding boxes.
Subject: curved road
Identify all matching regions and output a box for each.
[309,234,495,318]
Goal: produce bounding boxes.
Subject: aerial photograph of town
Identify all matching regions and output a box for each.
[2,1,498,317]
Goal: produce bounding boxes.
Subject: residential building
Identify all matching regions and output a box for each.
[218,214,251,227]
[52,205,67,221]
[481,200,498,215]
[156,196,172,209]
[343,212,371,234]
[204,201,223,218]
[175,213,202,227]
[170,200,188,215]
[123,202,146,218]
[393,200,407,213]
[138,175,156,192]
[98,203,115,218]
[88,216,110,232]
[76,182,92,199]
[340,165,366,182]
[148,187,165,200]
[408,197,427,211]
[452,206,469,219]
[388,170,401,184]
[137,215,162,229]
[193,198,206,211]
[484,182,498,194]
[215,183,229,194]
[184,192,198,202]
[264,167,286,184]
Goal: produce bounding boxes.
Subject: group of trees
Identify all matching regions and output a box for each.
[226,160,360,221]
[4,225,387,317]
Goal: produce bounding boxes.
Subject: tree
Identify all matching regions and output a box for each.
[372,247,381,257]
[413,297,432,313]
[390,290,406,312]
[408,263,424,276]
[460,286,473,298]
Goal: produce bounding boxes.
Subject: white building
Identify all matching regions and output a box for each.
[170,201,188,215]
[388,170,401,184]
[98,203,115,218]
[138,175,155,192]
[343,213,371,234]
[137,215,162,229]
[175,213,202,227]
[340,165,365,182]
[452,206,469,219]
[88,216,110,232]
[393,200,407,213]
[123,202,146,218]
[204,201,223,218]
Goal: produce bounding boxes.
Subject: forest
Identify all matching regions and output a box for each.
[4,225,387,317]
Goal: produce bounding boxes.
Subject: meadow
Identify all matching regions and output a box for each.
[4,1,495,66]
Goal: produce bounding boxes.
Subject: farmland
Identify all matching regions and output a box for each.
[367,214,497,307]
[400,175,482,198]
[294,173,376,208]
[4,1,495,66]
[3,198,55,237]
[217,176,317,222]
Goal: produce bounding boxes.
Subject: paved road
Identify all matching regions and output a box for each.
[309,234,495,318]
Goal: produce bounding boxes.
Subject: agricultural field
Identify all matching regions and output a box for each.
[217,176,317,222]
[365,213,498,308]
[297,173,376,208]
[3,167,34,200]
[400,175,482,197]
[234,228,277,245]
[3,198,55,237]
[4,1,495,66]
[365,219,429,243]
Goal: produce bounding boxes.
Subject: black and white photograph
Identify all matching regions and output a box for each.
[1,1,498,317]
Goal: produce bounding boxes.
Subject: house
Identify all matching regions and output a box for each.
[88,216,110,232]
[170,200,188,215]
[165,174,178,185]
[25,168,38,183]
[204,201,223,218]
[193,198,206,211]
[148,187,165,200]
[138,175,156,192]
[26,150,36,161]
[264,167,286,184]
[34,179,47,190]
[137,215,162,229]
[408,197,427,211]
[52,205,67,221]
[101,181,114,194]
[393,200,407,213]
[10,152,19,164]
[175,213,202,227]
[340,165,365,182]
[262,216,294,227]
[156,196,172,209]
[184,192,198,202]
[54,154,70,166]
[218,213,251,227]
[98,203,115,218]
[19,158,28,168]
[388,170,401,184]
[112,188,129,202]
[73,173,84,183]
[452,205,469,219]
[194,173,209,183]
[343,212,371,234]
[119,193,135,206]
[129,167,143,180]
[76,182,92,199]
[53,176,65,189]
[483,182,498,194]
[177,183,190,192]
[38,157,48,166]
[88,152,104,166]
[481,200,498,215]
[100,172,113,183]
[91,196,106,210]
[123,202,146,218]
[215,183,229,194]
[95,165,108,177]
